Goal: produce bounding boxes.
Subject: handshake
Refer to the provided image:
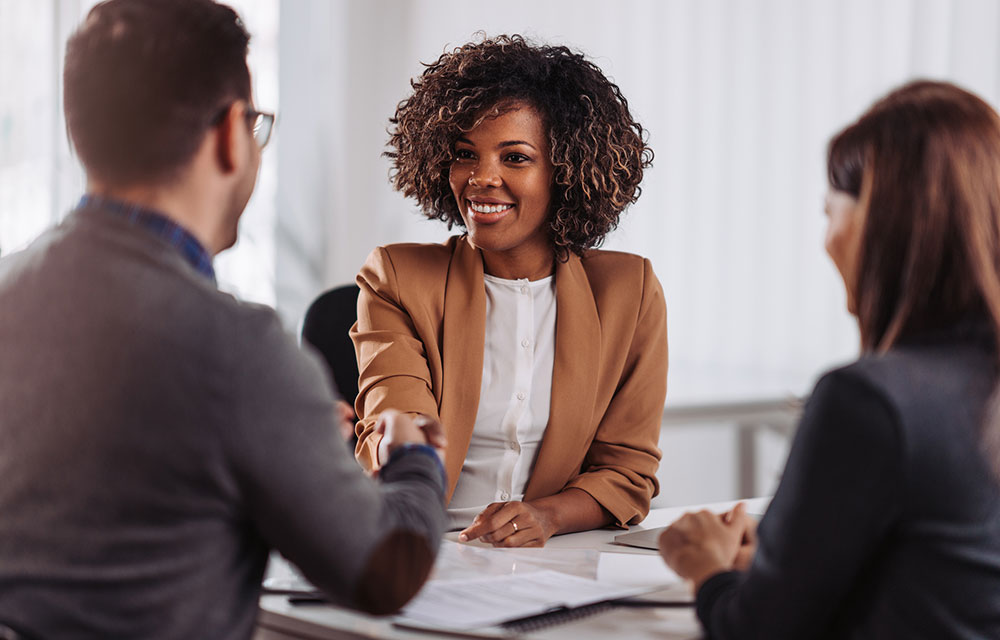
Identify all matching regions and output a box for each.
[335,401,446,466]
[374,409,447,465]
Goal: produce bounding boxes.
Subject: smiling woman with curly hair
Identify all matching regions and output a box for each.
[350,34,667,547]
[387,34,652,258]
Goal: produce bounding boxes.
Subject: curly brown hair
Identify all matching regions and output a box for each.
[386,34,653,257]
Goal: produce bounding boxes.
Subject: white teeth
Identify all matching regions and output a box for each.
[469,201,513,214]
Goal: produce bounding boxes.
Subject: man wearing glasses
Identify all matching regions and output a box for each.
[0,1,447,639]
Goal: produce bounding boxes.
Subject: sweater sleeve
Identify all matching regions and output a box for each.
[220,306,447,614]
[696,368,904,639]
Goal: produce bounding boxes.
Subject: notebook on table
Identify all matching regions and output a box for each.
[614,507,766,550]
[612,527,668,550]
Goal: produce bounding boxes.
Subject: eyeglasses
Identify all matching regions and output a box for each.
[210,103,275,149]
[244,107,275,149]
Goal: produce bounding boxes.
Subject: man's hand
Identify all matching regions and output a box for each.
[375,410,446,464]
[335,400,356,442]
[658,502,756,591]
[458,501,557,548]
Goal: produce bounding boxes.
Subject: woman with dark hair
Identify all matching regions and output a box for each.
[351,35,666,547]
[659,80,1000,638]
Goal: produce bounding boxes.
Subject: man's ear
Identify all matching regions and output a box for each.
[214,102,242,174]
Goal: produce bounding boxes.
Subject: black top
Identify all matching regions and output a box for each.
[697,322,1000,639]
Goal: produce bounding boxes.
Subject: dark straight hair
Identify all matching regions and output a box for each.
[827,80,1000,354]
[63,0,251,187]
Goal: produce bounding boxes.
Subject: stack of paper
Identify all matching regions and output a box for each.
[396,569,650,630]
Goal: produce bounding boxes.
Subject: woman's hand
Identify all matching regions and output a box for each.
[458,489,612,547]
[374,410,447,463]
[658,502,756,591]
[725,503,758,570]
[458,501,558,547]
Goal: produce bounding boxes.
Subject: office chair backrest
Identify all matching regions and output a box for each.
[301,284,361,406]
[0,623,32,640]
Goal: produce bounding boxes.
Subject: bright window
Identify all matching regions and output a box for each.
[0,0,279,306]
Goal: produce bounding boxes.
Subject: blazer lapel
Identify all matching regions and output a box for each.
[440,236,487,500]
[524,253,601,501]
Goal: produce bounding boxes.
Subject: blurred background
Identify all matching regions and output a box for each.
[3,0,999,506]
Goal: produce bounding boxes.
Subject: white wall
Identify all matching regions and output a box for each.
[0,0,281,306]
[273,0,1000,504]
[279,0,1000,380]
[5,0,1000,505]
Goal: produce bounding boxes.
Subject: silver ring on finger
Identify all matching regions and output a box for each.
[512,521,519,533]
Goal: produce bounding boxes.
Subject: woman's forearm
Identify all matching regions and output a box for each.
[528,487,613,536]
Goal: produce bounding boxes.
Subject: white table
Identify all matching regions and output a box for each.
[254,498,770,640]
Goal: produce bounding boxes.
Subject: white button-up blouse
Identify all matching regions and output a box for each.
[447,273,557,529]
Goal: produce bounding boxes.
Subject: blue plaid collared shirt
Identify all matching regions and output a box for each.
[77,194,216,284]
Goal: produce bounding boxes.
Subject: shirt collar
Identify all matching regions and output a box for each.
[76,194,216,284]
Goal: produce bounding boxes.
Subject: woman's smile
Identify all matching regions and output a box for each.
[448,101,555,279]
[467,199,515,221]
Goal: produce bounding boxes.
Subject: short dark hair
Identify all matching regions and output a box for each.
[387,34,653,258]
[64,0,251,186]
[828,80,1000,353]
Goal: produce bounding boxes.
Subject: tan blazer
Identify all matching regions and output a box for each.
[352,235,667,526]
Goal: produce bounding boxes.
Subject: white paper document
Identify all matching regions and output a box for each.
[396,569,648,630]
[596,551,684,589]
[431,538,600,580]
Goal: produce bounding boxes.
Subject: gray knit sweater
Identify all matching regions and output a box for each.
[0,207,446,639]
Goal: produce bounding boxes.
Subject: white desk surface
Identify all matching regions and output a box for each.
[255,497,770,640]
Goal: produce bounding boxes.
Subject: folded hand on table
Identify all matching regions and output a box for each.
[726,503,758,571]
[458,500,556,548]
[657,502,758,591]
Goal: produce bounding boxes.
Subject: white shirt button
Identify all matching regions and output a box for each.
[501,492,510,500]
[521,338,531,348]
[508,441,518,451]
[520,285,528,295]
[516,391,526,401]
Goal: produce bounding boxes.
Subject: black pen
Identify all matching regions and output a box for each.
[287,595,331,606]
[612,597,693,608]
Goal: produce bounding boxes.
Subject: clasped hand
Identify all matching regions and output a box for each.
[458,500,556,548]
[658,502,758,591]
[373,409,447,463]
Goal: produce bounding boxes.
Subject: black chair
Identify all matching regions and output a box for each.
[0,623,34,640]
[301,284,361,405]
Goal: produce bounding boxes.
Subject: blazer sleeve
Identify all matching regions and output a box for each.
[352,247,441,470]
[563,259,667,526]
[695,369,903,639]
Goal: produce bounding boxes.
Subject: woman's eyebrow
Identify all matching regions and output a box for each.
[455,136,536,150]
[498,140,536,150]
